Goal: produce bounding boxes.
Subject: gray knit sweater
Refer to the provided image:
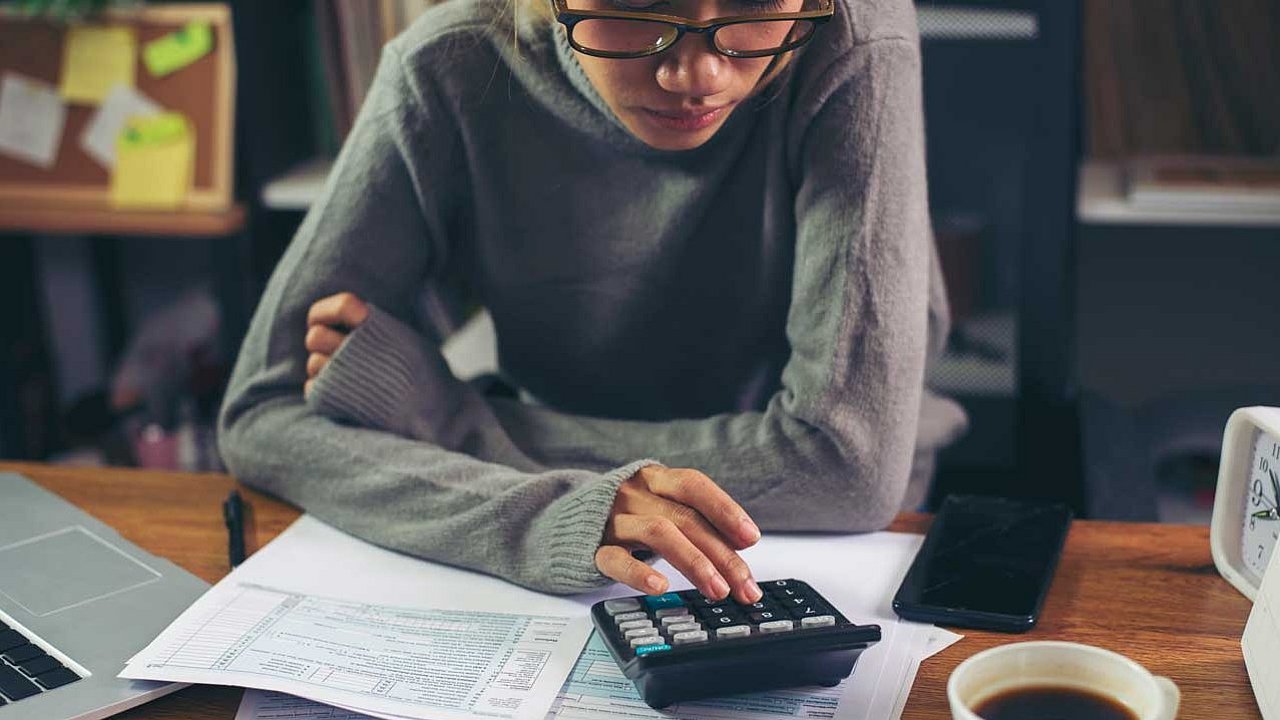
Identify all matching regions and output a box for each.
[218,0,963,594]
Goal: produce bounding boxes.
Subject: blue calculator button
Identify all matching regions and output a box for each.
[635,644,672,656]
[643,593,685,610]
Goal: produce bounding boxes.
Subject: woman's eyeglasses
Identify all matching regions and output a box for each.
[549,0,836,59]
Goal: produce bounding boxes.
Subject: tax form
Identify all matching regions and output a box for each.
[121,517,597,720]
[225,531,961,720]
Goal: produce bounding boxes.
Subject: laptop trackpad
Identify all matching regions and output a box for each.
[0,527,161,617]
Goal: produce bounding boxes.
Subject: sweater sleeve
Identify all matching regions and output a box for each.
[307,38,937,533]
[217,45,660,594]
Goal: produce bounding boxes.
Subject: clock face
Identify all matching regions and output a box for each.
[1243,428,1280,579]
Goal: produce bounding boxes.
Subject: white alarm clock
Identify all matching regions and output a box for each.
[1242,537,1280,720]
[1211,406,1280,600]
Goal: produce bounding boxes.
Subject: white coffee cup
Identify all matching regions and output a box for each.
[947,641,1180,720]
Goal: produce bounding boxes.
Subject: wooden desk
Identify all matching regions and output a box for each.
[0,462,1261,720]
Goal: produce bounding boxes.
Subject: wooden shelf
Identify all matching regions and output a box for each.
[1078,160,1280,228]
[261,157,333,211]
[0,203,246,237]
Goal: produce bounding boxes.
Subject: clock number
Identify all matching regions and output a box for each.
[1262,457,1272,473]
[1255,478,1265,506]
[1251,515,1258,531]
[1260,544,1267,561]
[1273,442,1280,460]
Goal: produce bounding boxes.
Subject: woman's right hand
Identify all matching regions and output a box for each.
[596,465,763,603]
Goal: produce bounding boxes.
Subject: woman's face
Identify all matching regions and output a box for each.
[568,1,800,151]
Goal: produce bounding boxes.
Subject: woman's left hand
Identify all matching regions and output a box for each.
[303,292,370,398]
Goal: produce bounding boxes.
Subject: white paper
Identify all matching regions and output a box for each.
[0,73,67,169]
[122,517,598,720]
[80,84,161,169]
[237,622,958,720]
[227,526,962,720]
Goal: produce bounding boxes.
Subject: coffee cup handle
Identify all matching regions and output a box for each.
[1153,676,1180,720]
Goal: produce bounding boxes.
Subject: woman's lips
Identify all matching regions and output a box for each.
[638,105,729,131]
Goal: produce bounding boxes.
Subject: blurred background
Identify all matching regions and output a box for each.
[0,0,1276,526]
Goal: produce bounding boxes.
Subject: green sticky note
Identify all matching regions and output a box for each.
[118,112,189,148]
[143,22,214,77]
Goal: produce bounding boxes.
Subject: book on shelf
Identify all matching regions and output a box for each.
[1123,155,1280,213]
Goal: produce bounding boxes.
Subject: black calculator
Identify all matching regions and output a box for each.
[590,579,881,708]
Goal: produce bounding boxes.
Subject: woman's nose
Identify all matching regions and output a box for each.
[654,33,732,98]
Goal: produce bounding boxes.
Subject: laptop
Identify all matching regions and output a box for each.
[0,472,209,720]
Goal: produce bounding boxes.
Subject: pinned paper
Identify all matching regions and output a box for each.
[143,22,213,77]
[60,26,137,104]
[0,73,67,169]
[81,85,162,169]
[110,112,194,209]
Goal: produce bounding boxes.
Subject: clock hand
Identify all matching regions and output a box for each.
[1271,470,1280,505]
[1252,508,1279,520]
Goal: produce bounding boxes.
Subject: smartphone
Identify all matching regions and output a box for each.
[893,494,1073,632]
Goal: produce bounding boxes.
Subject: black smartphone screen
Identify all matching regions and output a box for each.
[892,495,1073,632]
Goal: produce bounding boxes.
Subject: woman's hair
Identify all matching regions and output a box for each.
[517,0,553,22]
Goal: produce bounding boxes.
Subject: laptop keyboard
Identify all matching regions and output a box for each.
[0,621,81,706]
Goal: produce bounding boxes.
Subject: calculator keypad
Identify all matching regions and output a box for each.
[601,580,844,656]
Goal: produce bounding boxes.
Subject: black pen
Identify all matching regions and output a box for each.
[223,489,246,567]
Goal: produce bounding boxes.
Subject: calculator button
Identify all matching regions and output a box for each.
[672,630,709,645]
[634,644,672,656]
[749,611,785,623]
[654,607,690,619]
[706,614,745,627]
[766,582,811,598]
[660,614,695,626]
[614,611,648,624]
[788,605,830,620]
[801,615,836,628]
[715,625,751,639]
[631,636,667,649]
[618,619,654,632]
[625,627,660,640]
[740,600,782,613]
[643,593,685,611]
[665,622,701,635]
[758,620,794,633]
[604,599,642,615]
[682,591,729,609]
[697,605,743,620]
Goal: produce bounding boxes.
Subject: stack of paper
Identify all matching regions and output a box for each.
[122,518,960,720]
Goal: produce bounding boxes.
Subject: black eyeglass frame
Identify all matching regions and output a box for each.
[549,0,836,59]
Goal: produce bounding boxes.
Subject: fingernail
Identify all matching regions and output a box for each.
[710,575,730,599]
[645,575,666,593]
[745,580,762,602]
[740,518,761,544]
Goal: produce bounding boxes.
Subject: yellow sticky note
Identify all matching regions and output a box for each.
[60,26,137,105]
[111,112,194,209]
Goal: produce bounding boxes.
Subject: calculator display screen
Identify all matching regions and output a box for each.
[894,496,1072,624]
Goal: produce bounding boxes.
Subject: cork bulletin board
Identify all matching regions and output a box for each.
[0,3,235,211]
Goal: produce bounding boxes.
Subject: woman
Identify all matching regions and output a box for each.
[219,0,966,604]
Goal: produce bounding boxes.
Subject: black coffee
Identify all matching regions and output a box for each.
[973,685,1138,720]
